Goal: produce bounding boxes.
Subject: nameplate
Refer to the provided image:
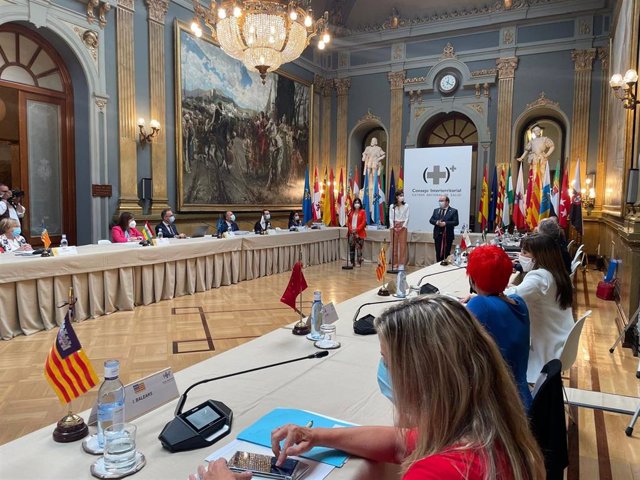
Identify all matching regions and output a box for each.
[153,238,170,246]
[53,246,78,256]
[321,302,339,325]
[91,184,112,198]
[88,368,179,426]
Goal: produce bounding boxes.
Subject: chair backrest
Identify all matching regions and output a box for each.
[97,239,111,245]
[558,310,592,372]
[566,239,575,251]
[573,244,584,260]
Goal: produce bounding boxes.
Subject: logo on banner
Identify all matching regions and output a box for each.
[423,165,456,185]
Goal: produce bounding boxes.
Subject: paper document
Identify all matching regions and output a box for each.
[205,439,334,480]
[237,408,355,467]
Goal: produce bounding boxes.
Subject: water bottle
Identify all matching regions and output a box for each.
[60,234,68,248]
[97,360,125,448]
[454,245,461,266]
[396,266,408,298]
[475,239,481,248]
[306,291,324,341]
[157,229,163,239]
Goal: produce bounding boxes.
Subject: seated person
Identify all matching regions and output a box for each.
[155,209,185,239]
[111,212,143,243]
[464,245,532,411]
[537,217,571,273]
[254,210,272,234]
[0,218,32,252]
[190,296,545,480]
[218,211,239,235]
[288,210,302,228]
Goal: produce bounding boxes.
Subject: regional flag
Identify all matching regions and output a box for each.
[313,167,321,221]
[496,165,506,227]
[44,312,99,404]
[280,261,308,310]
[559,163,571,228]
[302,166,313,224]
[397,167,404,191]
[502,164,513,229]
[328,168,337,226]
[362,170,371,224]
[376,245,387,283]
[338,169,346,227]
[321,167,331,225]
[478,162,489,231]
[551,159,561,216]
[513,164,526,230]
[488,165,498,229]
[539,162,552,220]
[570,159,583,234]
[142,221,154,241]
[41,223,51,249]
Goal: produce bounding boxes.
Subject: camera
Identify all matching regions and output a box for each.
[8,189,24,206]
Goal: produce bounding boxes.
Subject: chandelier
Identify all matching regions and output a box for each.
[191,0,330,83]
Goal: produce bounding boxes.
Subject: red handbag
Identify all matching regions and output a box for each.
[596,280,616,301]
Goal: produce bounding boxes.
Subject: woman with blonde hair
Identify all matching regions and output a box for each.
[264,296,545,480]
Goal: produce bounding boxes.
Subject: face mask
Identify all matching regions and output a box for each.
[169,215,176,224]
[13,227,21,237]
[294,215,299,221]
[518,254,534,272]
[354,203,361,209]
[264,214,271,220]
[230,214,236,222]
[439,201,446,208]
[377,359,394,402]
[129,220,136,229]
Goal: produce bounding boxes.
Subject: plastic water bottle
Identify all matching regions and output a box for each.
[454,245,461,266]
[60,234,68,248]
[157,229,163,239]
[306,291,324,341]
[97,360,125,448]
[475,239,481,248]
[396,266,408,298]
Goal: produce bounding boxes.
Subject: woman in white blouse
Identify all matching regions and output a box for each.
[505,233,574,382]
[0,218,32,253]
[389,189,409,268]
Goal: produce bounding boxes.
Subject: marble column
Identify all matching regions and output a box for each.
[387,71,405,178]
[115,0,141,214]
[320,77,333,173]
[334,78,351,177]
[311,75,323,178]
[595,48,608,212]
[570,49,596,185]
[495,57,518,167]
[145,0,170,214]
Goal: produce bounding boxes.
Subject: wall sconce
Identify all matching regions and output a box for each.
[582,173,596,215]
[137,118,161,144]
[609,69,639,109]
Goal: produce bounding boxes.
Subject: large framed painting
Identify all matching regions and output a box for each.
[174,21,312,212]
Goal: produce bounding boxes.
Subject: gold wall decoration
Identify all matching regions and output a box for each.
[595,47,609,211]
[495,57,518,165]
[570,49,596,188]
[334,78,351,176]
[388,70,406,177]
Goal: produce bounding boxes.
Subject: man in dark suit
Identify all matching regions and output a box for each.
[156,209,186,238]
[218,211,239,235]
[429,195,459,262]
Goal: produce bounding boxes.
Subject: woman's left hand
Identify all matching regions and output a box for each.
[188,458,252,480]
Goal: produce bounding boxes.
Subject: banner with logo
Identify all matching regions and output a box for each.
[404,146,473,234]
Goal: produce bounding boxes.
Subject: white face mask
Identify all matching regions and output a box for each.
[354,203,361,209]
[518,254,534,272]
[230,214,236,222]
[439,201,446,208]
[169,215,176,223]
[264,214,270,220]
[129,220,136,229]
[294,215,299,221]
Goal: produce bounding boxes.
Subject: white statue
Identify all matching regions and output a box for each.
[516,125,555,167]
[361,137,386,178]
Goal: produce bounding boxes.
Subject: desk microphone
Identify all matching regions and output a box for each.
[159,351,329,452]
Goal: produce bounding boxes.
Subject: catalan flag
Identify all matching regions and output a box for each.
[44,312,99,404]
[41,223,51,249]
[376,245,387,283]
[142,221,154,241]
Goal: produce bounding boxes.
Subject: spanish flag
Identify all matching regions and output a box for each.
[44,312,99,404]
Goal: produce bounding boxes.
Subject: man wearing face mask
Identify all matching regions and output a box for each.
[429,195,459,263]
[156,209,186,239]
[389,189,409,269]
[0,183,26,224]
[218,211,239,235]
[254,209,272,234]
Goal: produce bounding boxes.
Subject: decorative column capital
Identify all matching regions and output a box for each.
[334,78,351,96]
[496,57,518,79]
[597,47,609,72]
[388,70,406,90]
[572,48,596,72]
[117,0,134,11]
[145,0,169,24]
[314,75,332,96]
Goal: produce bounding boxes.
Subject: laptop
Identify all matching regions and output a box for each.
[191,225,210,237]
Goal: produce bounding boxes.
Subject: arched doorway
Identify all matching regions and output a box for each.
[0,23,75,245]
[348,112,388,186]
[418,112,479,228]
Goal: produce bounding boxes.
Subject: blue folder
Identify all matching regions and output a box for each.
[236,408,354,467]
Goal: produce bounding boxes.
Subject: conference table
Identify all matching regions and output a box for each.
[0,229,340,340]
[0,262,470,479]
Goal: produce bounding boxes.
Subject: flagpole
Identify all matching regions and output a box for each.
[292,245,310,336]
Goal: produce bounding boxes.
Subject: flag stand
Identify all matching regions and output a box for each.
[388,227,399,275]
[342,231,354,270]
[52,287,89,443]
[292,247,311,335]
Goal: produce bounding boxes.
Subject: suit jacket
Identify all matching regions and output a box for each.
[156,222,179,238]
[429,207,459,238]
[218,220,239,234]
[347,209,367,239]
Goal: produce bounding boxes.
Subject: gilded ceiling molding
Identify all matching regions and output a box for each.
[145,0,169,24]
[571,49,596,71]
[526,92,560,110]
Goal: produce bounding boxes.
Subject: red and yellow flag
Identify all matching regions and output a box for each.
[280,261,308,310]
[41,227,51,249]
[477,162,489,231]
[527,165,541,229]
[142,221,154,241]
[376,245,387,283]
[44,311,99,404]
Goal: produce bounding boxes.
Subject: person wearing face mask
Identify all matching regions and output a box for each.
[111,211,143,243]
[347,198,367,266]
[389,189,409,269]
[155,209,186,239]
[464,245,532,411]
[428,195,459,263]
[218,211,240,236]
[505,234,574,383]
[0,218,32,252]
[0,183,26,224]
[288,210,302,229]
[254,209,272,234]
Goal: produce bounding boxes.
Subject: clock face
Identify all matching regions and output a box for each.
[439,74,458,93]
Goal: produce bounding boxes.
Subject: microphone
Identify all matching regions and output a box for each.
[416,266,465,286]
[159,351,329,452]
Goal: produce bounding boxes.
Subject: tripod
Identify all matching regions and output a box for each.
[342,231,353,270]
[625,376,640,436]
[609,302,639,353]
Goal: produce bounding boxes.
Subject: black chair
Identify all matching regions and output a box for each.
[529,359,568,480]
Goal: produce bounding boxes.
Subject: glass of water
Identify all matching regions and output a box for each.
[104,423,137,472]
[314,323,341,349]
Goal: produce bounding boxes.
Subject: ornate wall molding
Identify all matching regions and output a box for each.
[496,57,518,79]
[471,68,497,78]
[94,95,108,111]
[117,0,134,11]
[597,47,609,71]
[87,0,112,29]
[335,77,351,175]
[356,109,382,125]
[495,57,518,166]
[145,0,168,24]
[66,23,99,66]
[570,48,596,188]
[333,77,351,96]
[388,70,406,175]
[571,48,596,71]
[388,70,406,90]
[526,91,560,110]
[441,42,456,59]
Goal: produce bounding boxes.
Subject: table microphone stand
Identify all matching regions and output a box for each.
[342,231,353,270]
[388,226,399,275]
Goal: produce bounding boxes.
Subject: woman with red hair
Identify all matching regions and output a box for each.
[465,245,532,411]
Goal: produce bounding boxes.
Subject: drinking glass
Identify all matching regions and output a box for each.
[103,423,137,472]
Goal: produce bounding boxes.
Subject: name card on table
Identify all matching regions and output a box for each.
[321,302,339,324]
[52,246,78,256]
[153,238,170,246]
[88,368,179,425]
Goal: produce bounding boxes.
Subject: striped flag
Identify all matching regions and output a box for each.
[513,164,527,230]
[44,311,99,404]
[539,162,552,220]
[376,245,387,282]
[551,159,561,215]
[41,223,51,249]
[338,169,346,227]
[502,164,513,228]
[478,162,489,231]
[302,167,313,224]
[397,167,404,191]
[496,165,506,227]
[527,165,541,229]
[142,221,154,241]
[313,167,321,222]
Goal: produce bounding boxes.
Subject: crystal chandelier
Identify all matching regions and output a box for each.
[191,0,330,83]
